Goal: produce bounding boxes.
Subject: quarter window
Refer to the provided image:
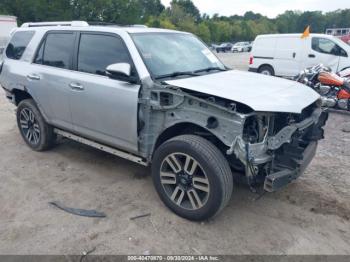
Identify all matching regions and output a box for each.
[77,34,132,76]
[6,31,35,60]
[35,33,75,69]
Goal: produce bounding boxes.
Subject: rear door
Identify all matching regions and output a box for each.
[274,37,303,77]
[30,31,77,130]
[69,32,140,153]
[302,37,340,72]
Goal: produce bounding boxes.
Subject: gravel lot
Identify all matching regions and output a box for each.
[0,53,350,255]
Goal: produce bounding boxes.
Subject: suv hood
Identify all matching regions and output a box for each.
[165,70,320,114]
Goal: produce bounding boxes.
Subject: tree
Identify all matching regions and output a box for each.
[1,0,350,44]
[170,0,200,22]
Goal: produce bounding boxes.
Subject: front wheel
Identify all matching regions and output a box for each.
[17,99,56,151]
[152,135,233,221]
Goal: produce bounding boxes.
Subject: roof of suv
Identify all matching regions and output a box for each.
[17,21,184,35]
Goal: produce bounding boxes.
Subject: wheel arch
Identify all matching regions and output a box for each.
[12,88,50,123]
[152,122,229,160]
[12,88,33,106]
[258,64,275,75]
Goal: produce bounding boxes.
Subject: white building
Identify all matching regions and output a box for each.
[0,15,18,54]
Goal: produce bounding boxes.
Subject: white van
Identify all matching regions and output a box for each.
[249,34,350,77]
[0,16,17,55]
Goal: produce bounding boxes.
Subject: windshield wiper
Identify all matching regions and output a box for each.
[194,67,227,73]
[155,71,199,80]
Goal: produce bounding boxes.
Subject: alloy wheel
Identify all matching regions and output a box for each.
[160,153,210,210]
[19,108,41,145]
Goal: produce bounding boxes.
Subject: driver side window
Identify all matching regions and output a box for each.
[77,33,134,76]
[312,37,347,57]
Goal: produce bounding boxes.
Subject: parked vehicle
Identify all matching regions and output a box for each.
[216,42,233,53]
[295,64,350,111]
[232,42,251,53]
[0,16,17,55]
[0,22,328,221]
[249,34,350,77]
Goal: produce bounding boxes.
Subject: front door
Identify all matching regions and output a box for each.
[69,32,140,153]
[303,37,340,72]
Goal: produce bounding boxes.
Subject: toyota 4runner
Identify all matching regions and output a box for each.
[0,21,328,221]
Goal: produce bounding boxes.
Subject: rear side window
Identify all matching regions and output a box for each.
[77,33,132,75]
[34,32,75,69]
[6,31,35,60]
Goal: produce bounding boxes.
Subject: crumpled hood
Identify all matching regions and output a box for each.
[165,70,320,114]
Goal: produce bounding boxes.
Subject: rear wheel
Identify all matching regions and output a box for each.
[258,65,275,76]
[17,99,56,151]
[152,135,233,221]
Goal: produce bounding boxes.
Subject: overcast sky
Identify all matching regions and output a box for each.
[161,0,350,18]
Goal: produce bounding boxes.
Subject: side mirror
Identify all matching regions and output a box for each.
[106,63,131,78]
[106,63,138,84]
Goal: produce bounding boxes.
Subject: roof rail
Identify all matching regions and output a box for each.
[21,21,89,28]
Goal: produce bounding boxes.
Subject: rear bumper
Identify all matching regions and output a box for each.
[248,68,258,73]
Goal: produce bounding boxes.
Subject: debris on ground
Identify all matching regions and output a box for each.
[49,201,106,218]
[80,247,96,262]
[130,213,151,220]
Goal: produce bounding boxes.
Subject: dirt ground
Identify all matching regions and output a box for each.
[0,53,350,255]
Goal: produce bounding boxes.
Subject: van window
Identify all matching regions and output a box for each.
[35,32,75,69]
[77,33,132,76]
[5,31,35,60]
[312,37,347,57]
[312,37,338,55]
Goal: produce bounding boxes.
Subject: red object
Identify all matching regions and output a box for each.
[249,56,253,65]
[340,34,350,44]
[318,72,344,86]
[337,89,350,99]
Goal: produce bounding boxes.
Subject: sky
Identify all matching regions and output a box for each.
[161,0,350,18]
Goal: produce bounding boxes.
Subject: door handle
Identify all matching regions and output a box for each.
[27,74,41,80]
[308,54,316,58]
[293,52,296,58]
[69,83,84,91]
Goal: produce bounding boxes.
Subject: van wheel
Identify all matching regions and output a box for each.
[258,65,274,76]
[17,99,56,151]
[152,135,233,221]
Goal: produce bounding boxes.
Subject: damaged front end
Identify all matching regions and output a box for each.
[229,103,328,192]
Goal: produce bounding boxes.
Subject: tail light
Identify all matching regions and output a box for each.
[249,56,253,65]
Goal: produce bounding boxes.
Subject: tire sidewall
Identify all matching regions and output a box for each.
[16,100,49,151]
[152,139,225,221]
[259,66,274,76]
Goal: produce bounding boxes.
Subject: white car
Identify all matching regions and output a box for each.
[249,34,350,77]
[232,42,251,53]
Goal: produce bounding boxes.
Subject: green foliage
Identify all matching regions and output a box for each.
[1,0,350,43]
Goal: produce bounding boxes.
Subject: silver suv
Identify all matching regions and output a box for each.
[0,21,328,221]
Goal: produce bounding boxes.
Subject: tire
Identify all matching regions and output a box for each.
[152,135,233,221]
[16,99,56,151]
[258,65,275,76]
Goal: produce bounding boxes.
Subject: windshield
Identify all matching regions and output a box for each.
[132,33,225,78]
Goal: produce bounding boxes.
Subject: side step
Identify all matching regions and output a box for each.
[54,129,148,166]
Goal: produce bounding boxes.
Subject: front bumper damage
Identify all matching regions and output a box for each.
[228,108,329,192]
